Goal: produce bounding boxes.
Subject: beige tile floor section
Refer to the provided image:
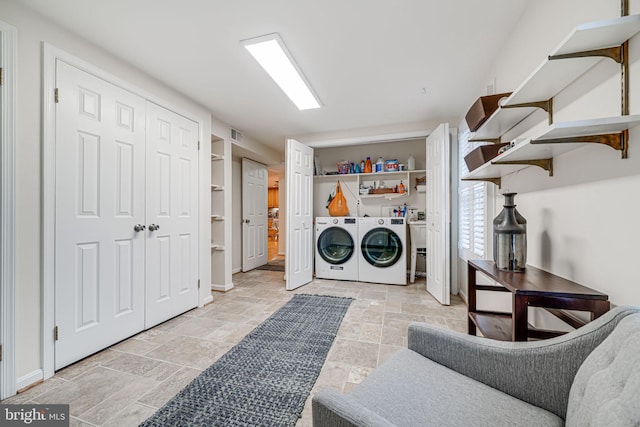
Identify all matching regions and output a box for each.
[2,271,467,426]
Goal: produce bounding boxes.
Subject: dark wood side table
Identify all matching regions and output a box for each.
[467,260,610,341]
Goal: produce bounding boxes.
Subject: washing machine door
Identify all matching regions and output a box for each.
[317,227,355,265]
[361,227,403,267]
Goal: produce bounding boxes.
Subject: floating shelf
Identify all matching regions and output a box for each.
[211,153,224,160]
[463,115,640,184]
[211,215,224,221]
[471,14,640,141]
[210,185,224,191]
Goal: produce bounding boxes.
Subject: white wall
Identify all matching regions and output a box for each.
[0,0,215,381]
[465,0,640,316]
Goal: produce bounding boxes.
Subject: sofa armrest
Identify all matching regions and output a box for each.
[407,306,639,419]
[312,388,396,427]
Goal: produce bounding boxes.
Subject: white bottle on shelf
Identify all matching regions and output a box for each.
[407,154,415,171]
[375,156,384,173]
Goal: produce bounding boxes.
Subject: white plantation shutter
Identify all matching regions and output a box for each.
[459,186,471,251]
[458,127,489,261]
[472,183,485,257]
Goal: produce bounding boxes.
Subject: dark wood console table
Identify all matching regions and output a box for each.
[467,260,610,341]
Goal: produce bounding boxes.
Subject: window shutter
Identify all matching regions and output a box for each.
[472,183,486,257]
[459,186,471,251]
[458,128,488,261]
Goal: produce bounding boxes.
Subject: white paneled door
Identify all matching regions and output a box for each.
[145,102,199,329]
[55,61,146,369]
[285,139,313,290]
[426,123,451,305]
[241,158,268,272]
[54,62,199,369]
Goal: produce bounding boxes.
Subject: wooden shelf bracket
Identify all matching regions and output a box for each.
[502,98,554,125]
[492,158,554,176]
[469,137,502,144]
[531,129,629,159]
[549,44,629,116]
[462,177,501,188]
[549,46,624,64]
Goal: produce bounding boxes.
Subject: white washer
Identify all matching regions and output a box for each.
[358,217,407,285]
[315,217,359,281]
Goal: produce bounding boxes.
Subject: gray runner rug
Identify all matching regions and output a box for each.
[140,294,352,427]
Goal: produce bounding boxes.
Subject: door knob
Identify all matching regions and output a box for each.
[134,224,146,232]
[149,224,160,231]
[243,219,250,224]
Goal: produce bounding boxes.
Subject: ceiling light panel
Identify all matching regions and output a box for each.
[242,33,321,111]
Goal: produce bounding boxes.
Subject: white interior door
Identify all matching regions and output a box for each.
[426,123,451,305]
[285,139,313,290]
[145,101,199,328]
[54,60,146,368]
[242,158,268,271]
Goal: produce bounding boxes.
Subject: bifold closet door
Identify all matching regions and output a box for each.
[54,60,146,369]
[144,102,199,329]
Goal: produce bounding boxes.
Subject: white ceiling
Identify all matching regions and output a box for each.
[21,0,529,152]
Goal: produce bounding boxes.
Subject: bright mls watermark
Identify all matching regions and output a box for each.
[0,405,69,426]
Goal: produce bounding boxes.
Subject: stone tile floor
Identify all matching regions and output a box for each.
[2,271,467,426]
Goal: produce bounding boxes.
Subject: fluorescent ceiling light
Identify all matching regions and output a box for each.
[242,33,321,111]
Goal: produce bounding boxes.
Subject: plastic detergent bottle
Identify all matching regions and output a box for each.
[407,154,415,171]
[375,156,384,173]
[364,157,372,173]
[398,180,405,194]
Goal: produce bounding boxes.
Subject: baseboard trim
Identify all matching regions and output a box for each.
[201,294,213,306]
[231,266,242,274]
[458,289,468,304]
[16,369,43,392]
[211,282,234,292]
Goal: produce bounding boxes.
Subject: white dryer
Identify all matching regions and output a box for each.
[358,217,407,285]
[315,217,359,281]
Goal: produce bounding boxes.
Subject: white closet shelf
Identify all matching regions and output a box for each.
[211,185,224,191]
[360,193,408,201]
[464,115,640,180]
[314,170,425,180]
[210,215,224,221]
[210,244,225,251]
[471,14,640,141]
[211,153,224,160]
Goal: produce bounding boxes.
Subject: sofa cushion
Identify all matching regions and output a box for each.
[349,349,562,427]
[566,313,640,426]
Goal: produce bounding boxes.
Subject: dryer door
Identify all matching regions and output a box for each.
[361,227,403,267]
[317,227,355,265]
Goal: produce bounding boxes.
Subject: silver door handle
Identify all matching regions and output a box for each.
[134,224,146,232]
[149,224,160,231]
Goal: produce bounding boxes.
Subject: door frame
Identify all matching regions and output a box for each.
[0,19,17,399]
[42,44,207,380]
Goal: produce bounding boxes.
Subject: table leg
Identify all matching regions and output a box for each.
[468,263,477,336]
[512,294,528,341]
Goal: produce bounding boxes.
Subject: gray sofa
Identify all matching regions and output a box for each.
[313,306,640,426]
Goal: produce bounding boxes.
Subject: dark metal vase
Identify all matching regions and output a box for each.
[493,193,527,271]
